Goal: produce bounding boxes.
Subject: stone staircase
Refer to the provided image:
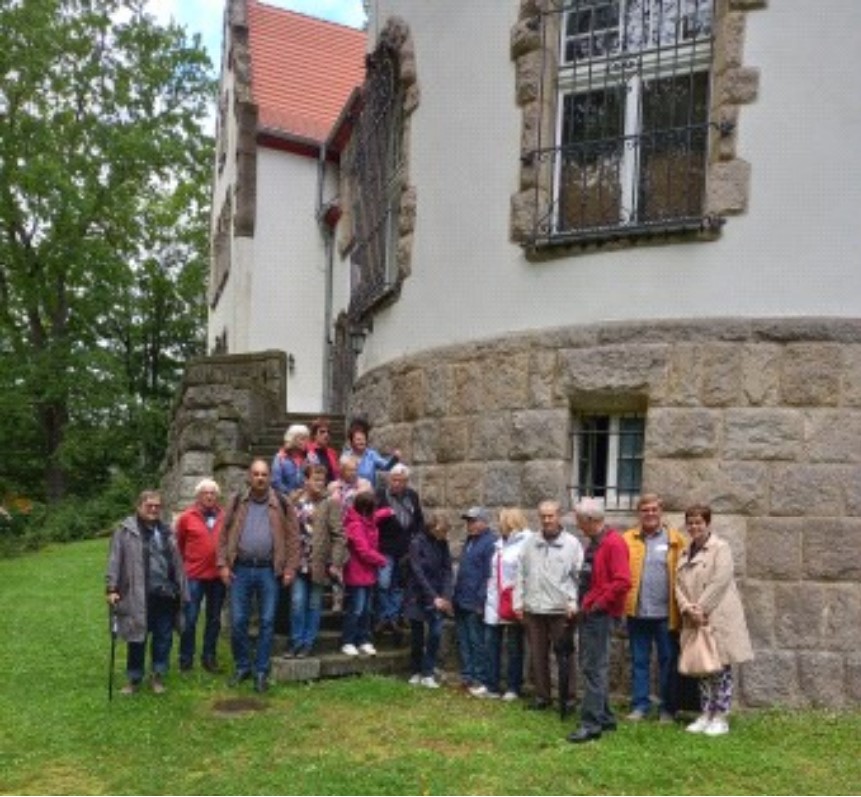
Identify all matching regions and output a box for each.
[249,414,346,463]
[271,592,412,683]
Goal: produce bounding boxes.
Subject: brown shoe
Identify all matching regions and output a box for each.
[151,675,166,695]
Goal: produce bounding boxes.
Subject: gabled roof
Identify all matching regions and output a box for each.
[247,0,366,144]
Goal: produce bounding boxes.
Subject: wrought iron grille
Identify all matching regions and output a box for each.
[531,0,716,246]
[347,42,404,318]
[569,412,645,511]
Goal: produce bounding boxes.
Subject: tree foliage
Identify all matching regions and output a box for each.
[0,0,214,502]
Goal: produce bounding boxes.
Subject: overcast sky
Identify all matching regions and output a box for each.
[150,0,366,66]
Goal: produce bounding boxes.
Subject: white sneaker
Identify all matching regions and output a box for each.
[408,673,422,685]
[704,715,730,736]
[341,643,359,656]
[358,643,377,656]
[469,685,489,698]
[686,713,712,733]
[420,676,440,689]
[502,691,519,702]
[485,691,502,699]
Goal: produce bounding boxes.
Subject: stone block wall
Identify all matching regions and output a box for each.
[160,350,287,515]
[350,317,861,708]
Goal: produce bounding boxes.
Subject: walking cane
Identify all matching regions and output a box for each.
[108,603,118,702]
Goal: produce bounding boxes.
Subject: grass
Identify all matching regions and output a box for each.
[1,539,860,795]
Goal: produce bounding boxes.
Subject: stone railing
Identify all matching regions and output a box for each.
[160,350,287,515]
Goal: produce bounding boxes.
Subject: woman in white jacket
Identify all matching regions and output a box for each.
[481,508,533,700]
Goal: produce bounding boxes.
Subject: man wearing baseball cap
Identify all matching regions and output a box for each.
[452,507,497,697]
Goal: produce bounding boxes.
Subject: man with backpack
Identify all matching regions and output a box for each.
[218,458,300,693]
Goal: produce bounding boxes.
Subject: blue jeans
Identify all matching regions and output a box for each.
[410,610,445,677]
[342,586,374,646]
[627,616,679,715]
[485,623,525,696]
[291,575,323,652]
[230,565,279,676]
[375,555,403,623]
[578,610,615,733]
[127,595,176,682]
[455,607,488,687]
[179,578,226,667]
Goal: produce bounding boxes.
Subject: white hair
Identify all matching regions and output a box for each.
[574,497,605,520]
[389,463,410,478]
[284,424,310,447]
[195,478,220,496]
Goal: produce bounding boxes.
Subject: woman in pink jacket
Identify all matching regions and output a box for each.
[341,491,389,657]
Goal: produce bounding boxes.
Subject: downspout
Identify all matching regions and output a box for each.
[317,143,335,412]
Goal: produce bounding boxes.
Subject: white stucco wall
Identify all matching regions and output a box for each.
[249,147,337,412]
[355,0,861,370]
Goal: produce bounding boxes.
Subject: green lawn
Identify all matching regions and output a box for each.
[1,538,860,795]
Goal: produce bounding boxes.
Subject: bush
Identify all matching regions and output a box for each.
[0,473,139,557]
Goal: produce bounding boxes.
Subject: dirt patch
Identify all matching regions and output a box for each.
[211,697,268,717]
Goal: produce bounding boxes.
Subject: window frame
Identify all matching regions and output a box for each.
[570,411,646,511]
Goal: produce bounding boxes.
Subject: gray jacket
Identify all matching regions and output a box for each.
[515,529,584,615]
[105,515,187,642]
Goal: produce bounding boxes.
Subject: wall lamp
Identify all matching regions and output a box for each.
[348,320,373,357]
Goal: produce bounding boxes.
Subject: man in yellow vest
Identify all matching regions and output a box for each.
[622,494,687,722]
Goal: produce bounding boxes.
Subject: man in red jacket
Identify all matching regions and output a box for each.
[176,478,226,673]
[567,497,631,744]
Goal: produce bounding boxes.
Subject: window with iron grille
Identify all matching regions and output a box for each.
[534,0,715,245]
[347,42,405,318]
[570,412,645,511]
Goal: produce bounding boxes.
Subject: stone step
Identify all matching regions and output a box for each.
[271,645,411,683]
[274,625,408,656]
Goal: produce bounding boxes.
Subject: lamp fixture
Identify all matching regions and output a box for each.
[348,319,373,357]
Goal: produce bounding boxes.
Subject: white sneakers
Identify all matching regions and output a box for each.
[501,691,519,702]
[468,685,488,698]
[342,642,377,656]
[408,673,423,685]
[420,676,440,689]
[687,713,730,736]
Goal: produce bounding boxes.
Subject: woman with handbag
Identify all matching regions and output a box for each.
[675,504,753,736]
[483,508,534,700]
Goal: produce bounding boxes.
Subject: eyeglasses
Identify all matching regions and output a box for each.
[144,503,162,510]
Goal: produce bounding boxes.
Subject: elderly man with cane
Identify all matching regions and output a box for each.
[106,490,186,696]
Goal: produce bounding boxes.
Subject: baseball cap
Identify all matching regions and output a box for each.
[460,506,489,522]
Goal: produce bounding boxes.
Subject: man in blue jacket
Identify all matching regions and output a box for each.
[453,506,497,697]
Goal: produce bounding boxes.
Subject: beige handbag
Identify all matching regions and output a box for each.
[678,623,722,676]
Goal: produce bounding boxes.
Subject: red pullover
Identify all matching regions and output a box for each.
[175,503,224,580]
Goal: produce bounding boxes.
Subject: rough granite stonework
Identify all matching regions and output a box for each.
[161,351,287,514]
[350,316,861,707]
[511,0,765,245]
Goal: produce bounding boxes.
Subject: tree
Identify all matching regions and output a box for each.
[0,0,214,502]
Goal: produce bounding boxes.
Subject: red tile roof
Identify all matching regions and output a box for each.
[247,0,366,144]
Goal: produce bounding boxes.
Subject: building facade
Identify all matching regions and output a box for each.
[339,0,861,707]
[209,0,861,706]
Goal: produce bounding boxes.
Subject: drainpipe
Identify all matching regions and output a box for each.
[317,143,335,412]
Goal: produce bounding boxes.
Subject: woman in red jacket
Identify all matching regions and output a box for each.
[341,491,389,657]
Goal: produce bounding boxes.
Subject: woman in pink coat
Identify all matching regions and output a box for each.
[341,491,389,657]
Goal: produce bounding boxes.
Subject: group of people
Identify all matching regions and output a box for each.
[105,423,753,741]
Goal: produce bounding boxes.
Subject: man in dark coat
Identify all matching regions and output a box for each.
[106,490,186,695]
[374,463,425,640]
